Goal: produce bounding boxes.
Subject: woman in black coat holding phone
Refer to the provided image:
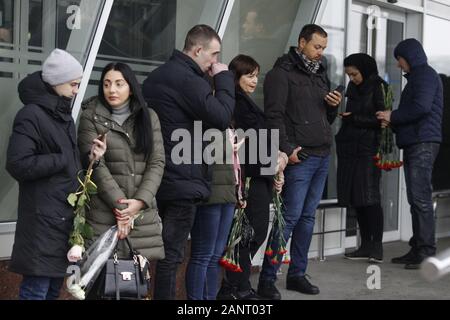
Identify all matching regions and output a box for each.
[336,53,388,263]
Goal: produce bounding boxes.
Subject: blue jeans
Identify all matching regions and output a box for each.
[259,155,330,282]
[186,203,235,300]
[404,142,440,257]
[19,276,64,300]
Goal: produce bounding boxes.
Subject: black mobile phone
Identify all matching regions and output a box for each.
[97,129,110,140]
[297,150,309,161]
[333,85,345,94]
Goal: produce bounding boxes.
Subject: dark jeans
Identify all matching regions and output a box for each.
[404,142,440,257]
[153,200,197,300]
[186,203,235,300]
[19,276,64,300]
[259,155,330,282]
[225,177,272,292]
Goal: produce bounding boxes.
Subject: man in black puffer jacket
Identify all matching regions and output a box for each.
[142,24,235,300]
[377,39,443,269]
[6,49,106,300]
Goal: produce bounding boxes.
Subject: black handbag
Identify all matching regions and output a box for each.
[101,238,151,300]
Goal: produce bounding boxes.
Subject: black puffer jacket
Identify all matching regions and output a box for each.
[264,47,337,157]
[335,75,387,207]
[6,71,81,277]
[142,50,235,202]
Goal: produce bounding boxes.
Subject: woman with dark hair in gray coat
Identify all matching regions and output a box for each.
[78,63,165,298]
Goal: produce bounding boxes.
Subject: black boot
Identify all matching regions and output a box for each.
[345,241,371,260]
[391,249,417,264]
[216,281,238,300]
[369,242,383,263]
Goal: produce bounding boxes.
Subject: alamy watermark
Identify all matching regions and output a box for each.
[366,5,389,31]
[171,122,280,176]
[366,265,381,290]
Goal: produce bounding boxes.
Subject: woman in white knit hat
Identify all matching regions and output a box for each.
[5,49,107,300]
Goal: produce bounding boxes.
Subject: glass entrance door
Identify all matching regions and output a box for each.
[345,2,405,242]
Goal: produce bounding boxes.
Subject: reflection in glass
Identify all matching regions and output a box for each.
[425,16,450,192]
[221,0,307,108]
[85,0,226,99]
[29,0,43,47]
[425,15,450,76]
[379,19,403,232]
[317,0,346,200]
[57,0,82,49]
[0,0,106,223]
[99,0,176,61]
[0,0,13,43]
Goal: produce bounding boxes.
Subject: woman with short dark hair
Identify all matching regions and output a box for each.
[217,54,287,300]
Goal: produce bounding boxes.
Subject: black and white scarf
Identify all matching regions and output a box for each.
[297,49,321,74]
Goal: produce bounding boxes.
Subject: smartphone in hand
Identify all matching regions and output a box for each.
[97,129,109,141]
[333,85,345,94]
[297,150,309,161]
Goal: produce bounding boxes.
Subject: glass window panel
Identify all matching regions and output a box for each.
[0,0,13,44]
[221,0,320,109]
[425,15,450,76]
[84,0,227,99]
[57,0,82,49]
[379,19,403,232]
[425,15,450,191]
[0,0,106,223]
[316,0,346,200]
[28,0,43,47]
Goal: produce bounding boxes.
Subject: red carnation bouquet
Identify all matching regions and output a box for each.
[220,177,252,272]
[264,174,290,265]
[374,84,403,171]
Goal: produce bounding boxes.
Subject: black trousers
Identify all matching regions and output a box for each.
[355,204,384,243]
[153,200,197,300]
[225,177,272,291]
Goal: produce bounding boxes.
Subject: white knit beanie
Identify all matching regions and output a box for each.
[42,49,83,86]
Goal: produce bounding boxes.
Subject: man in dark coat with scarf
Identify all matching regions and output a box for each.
[257,24,342,299]
[377,38,443,269]
[6,49,106,299]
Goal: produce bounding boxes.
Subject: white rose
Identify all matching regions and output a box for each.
[67,245,83,262]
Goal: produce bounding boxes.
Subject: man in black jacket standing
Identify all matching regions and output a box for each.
[142,24,235,300]
[6,49,106,300]
[257,24,342,299]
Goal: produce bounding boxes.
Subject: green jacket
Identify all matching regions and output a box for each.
[78,97,165,260]
[205,131,237,205]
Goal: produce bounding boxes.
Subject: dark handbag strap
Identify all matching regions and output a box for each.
[113,237,137,258]
[114,263,120,300]
[135,263,141,299]
[112,237,143,300]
